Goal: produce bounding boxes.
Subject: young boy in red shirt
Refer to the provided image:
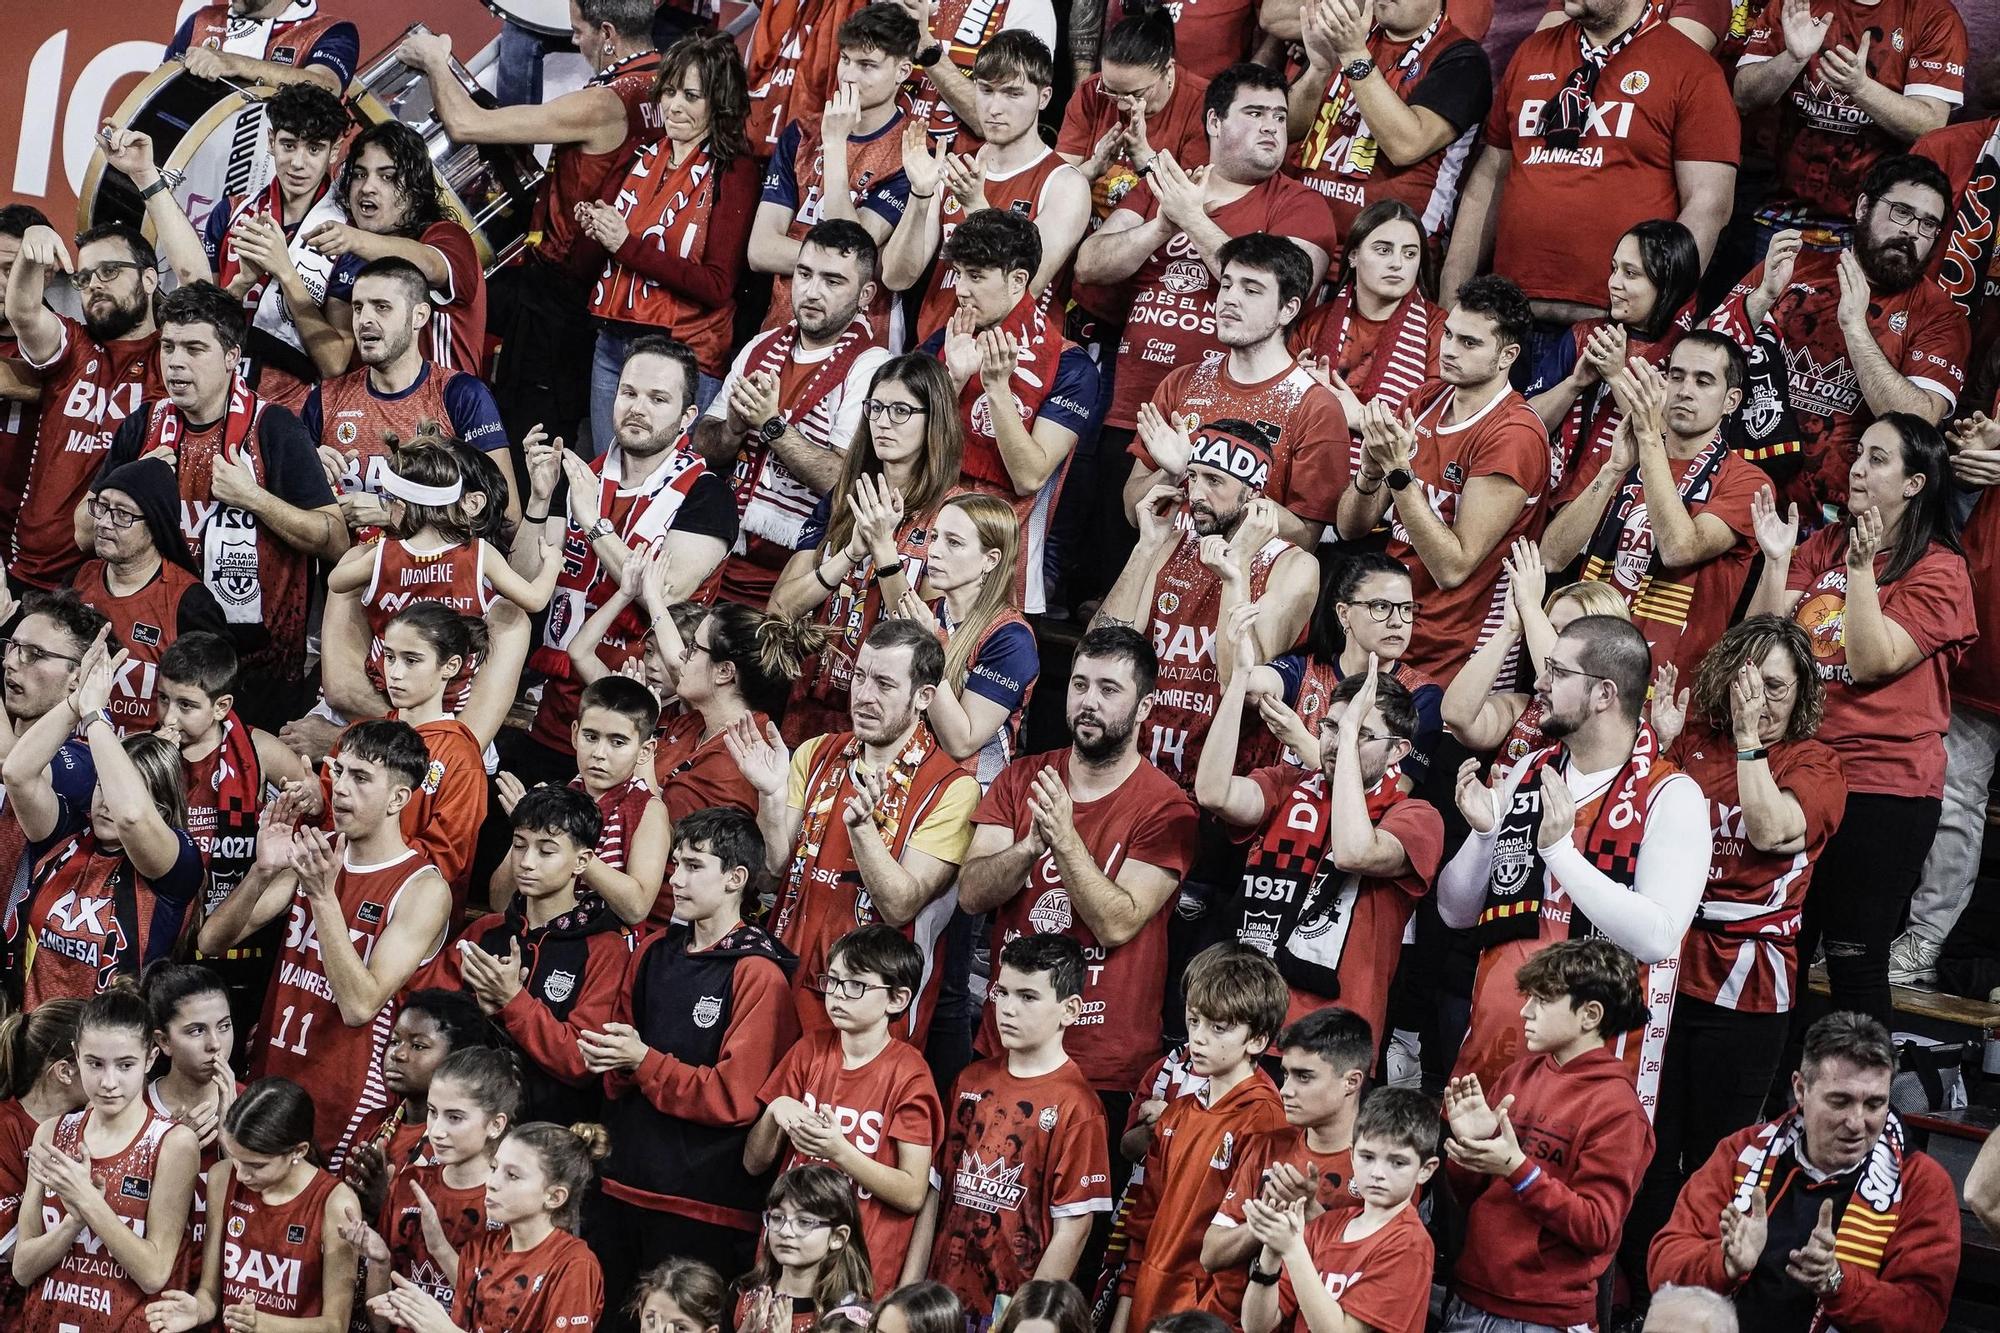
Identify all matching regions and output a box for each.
[747,924,945,1294]
[1441,938,1655,1332]
[914,933,1112,1325]
[1241,1087,1440,1333]
[1201,1006,1375,1293]
[1115,946,1291,1333]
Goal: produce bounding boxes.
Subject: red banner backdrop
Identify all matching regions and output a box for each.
[0,0,502,229]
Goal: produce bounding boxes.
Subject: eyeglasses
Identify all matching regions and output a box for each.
[69,260,142,289]
[681,637,713,664]
[1102,71,1165,103]
[1316,717,1392,746]
[1756,675,1797,703]
[1879,200,1943,239]
[1343,598,1416,624]
[815,972,894,1001]
[1543,660,1606,688]
[0,639,82,669]
[864,399,926,425]
[763,1210,832,1237]
[87,498,143,529]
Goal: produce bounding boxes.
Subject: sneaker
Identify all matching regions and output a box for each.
[1887,931,1942,986]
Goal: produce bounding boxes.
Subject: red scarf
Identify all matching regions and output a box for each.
[956,293,1065,492]
[590,140,719,324]
[1305,283,1437,413]
[736,316,878,548]
[190,712,264,915]
[214,175,329,314]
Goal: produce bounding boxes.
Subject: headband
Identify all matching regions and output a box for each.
[826,1305,874,1326]
[1185,422,1273,493]
[379,470,464,506]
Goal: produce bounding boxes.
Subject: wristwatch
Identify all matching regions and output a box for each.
[1385,467,1415,492]
[1247,1258,1282,1287]
[916,42,946,68]
[756,415,787,447]
[587,517,616,542]
[1343,56,1376,82]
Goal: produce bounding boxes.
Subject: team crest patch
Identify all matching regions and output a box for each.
[1210,1130,1236,1170]
[1889,311,1908,334]
[1619,70,1650,96]
[543,968,578,1004]
[336,420,359,446]
[358,901,384,925]
[120,1176,151,1200]
[1157,591,1180,615]
[203,36,224,50]
[422,759,445,794]
[1443,462,1466,486]
[693,994,723,1028]
[1038,1106,1058,1131]
[229,1215,247,1237]
[287,1224,308,1244]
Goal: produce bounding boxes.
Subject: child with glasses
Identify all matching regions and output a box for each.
[748,926,945,1295]
[737,1165,876,1333]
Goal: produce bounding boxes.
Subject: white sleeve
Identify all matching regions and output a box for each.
[1435,755,1530,929]
[1541,772,1711,963]
[998,0,1059,51]
[704,341,758,421]
[830,347,893,452]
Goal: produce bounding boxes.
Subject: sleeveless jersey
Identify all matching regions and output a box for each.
[902,0,1020,141]
[178,5,349,70]
[1143,529,1291,787]
[28,1107,178,1333]
[146,1081,220,1291]
[915,148,1072,339]
[532,51,666,281]
[21,833,193,1007]
[362,537,492,712]
[252,848,442,1169]
[218,1167,342,1319]
[72,560,202,734]
[314,364,453,496]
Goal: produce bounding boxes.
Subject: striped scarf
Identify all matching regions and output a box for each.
[1304,284,1436,414]
[736,316,877,548]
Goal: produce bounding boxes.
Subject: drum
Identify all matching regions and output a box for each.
[348,23,545,271]
[80,61,281,241]
[480,0,573,39]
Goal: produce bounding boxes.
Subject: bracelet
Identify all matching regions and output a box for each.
[1509,1164,1542,1193]
[910,190,936,200]
[1354,474,1383,496]
[1735,746,1769,762]
[873,564,903,584]
[814,562,840,592]
[1246,1258,1281,1287]
[524,509,551,523]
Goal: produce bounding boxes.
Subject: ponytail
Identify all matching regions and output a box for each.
[0,999,83,1099]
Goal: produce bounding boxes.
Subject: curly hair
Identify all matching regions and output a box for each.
[1688,615,1824,744]
[338,122,448,236]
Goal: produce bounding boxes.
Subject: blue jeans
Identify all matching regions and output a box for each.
[590,326,722,454]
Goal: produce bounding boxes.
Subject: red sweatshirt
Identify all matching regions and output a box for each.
[1650,1121,1960,1333]
[1446,1046,1652,1329]
[1122,1070,1288,1330]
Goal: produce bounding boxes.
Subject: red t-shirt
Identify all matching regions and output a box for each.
[1668,727,1846,1013]
[1124,0,1255,79]
[1210,1126,1357,1235]
[411,220,487,378]
[928,1056,1112,1322]
[1386,382,1550,685]
[973,750,1200,1091]
[1057,71,1213,226]
[1272,1202,1433,1333]
[382,1160,489,1315]
[653,710,766,824]
[1784,527,1974,798]
[1486,21,1739,307]
[14,318,162,588]
[1715,248,1968,514]
[757,1032,945,1295]
[1740,0,1967,221]
[1244,765,1445,1038]
[454,1227,603,1333]
[1107,175,1342,429]
[1136,360,1352,526]
[1574,443,1767,677]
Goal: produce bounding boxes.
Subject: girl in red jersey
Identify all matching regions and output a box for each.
[736,1167,875,1333]
[347,1046,518,1328]
[144,1078,361,1333]
[16,987,201,1333]
[140,965,237,1289]
[1440,541,1633,762]
[8,642,207,1008]
[1525,220,1700,502]
[343,989,495,1223]
[892,494,1038,790]
[0,1001,85,1326]
[770,355,968,744]
[367,1122,607,1333]
[1294,202,1444,420]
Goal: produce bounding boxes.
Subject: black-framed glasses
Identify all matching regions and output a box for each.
[1880,200,1943,239]
[763,1210,832,1236]
[1543,660,1606,688]
[1343,598,1416,624]
[0,639,82,669]
[864,399,926,425]
[69,260,142,288]
[87,498,143,530]
[681,637,713,665]
[815,972,894,1001]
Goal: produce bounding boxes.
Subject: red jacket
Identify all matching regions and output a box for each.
[1650,1120,1960,1333]
[1446,1047,1652,1328]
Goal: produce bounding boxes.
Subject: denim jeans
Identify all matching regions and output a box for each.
[494,21,548,108]
[1909,704,2000,946]
[1440,1294,1587,1333]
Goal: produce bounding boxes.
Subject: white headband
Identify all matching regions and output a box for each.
[380,471,464,506]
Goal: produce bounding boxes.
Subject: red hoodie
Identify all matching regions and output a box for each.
[1446,1046,1652,1329]
[1649,1119,1960,1333]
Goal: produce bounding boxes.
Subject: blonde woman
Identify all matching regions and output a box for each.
[1440,538,1633,761]
[894,493,1040,789]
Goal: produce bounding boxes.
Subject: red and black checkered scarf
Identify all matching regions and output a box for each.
[1478,721,1665,948]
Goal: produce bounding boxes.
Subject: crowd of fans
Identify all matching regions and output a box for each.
[1,0,2000,1330]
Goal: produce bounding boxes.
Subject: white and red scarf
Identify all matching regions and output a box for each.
[735,316,877,548]
[214,170,340,355]
[591,140,719,323]
[146,378,267,626]
[1307,282,1437,413]
[956,292,1065,493]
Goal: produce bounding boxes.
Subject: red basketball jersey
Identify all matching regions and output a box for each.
[217,1167,342,1319]
[25,1107,179,1333]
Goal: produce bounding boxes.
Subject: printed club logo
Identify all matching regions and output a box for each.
[1619,71,1649,96]
[693,994,723,1028]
